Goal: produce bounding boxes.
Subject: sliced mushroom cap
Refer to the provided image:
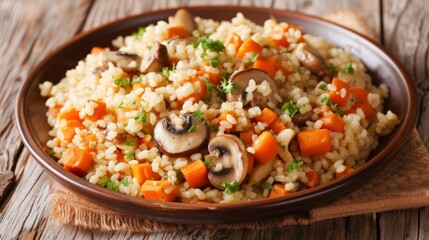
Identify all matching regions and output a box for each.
[102,51,141,73]
[101,131,138,151]
[226,69,280,109]
[292,111,313,127]
[154,113,209,157]
[292,43,328,78]
[140,42,169,73]
[168,9,197,34]
[205,134,248,190]
[276,129,296,163]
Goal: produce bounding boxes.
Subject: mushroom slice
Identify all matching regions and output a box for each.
[248,157,276,186]
[102,51,141,73]
[226,69,280,109]
[292,43,328,78]
[276,129,296,163]
[153,113,209,157]
[168,9,197,34]
[205,134,248,190]
[112,133,138,151]
[140,42,169,73]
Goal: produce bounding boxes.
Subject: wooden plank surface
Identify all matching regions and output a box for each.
[0,0,427,239]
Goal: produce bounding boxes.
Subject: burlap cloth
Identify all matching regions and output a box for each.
[49,10,429,232]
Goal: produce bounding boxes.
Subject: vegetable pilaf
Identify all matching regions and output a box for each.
[39,9,400,203]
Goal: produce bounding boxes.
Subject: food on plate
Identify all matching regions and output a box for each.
[39,9,400,203]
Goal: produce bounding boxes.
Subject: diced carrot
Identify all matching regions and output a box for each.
[115,150,125,163]
[61,120,84,143]
[225,32,243,50]
[115,109,128,124]
[253,56,277,78]
[86,100,106,121]
[247,153,255,174]
[90,46,106,55]
[237,39,263,58]
[180,159,209,188]
[269,184,291,198]
[63,147,93,177]
[297,129,331,157]
[320,114,345,133]
[198,70,221,85]
[252,131,281,164]
[316,105,332,117]
[167,26,191,39]
[268,117,287,135]
[277,62,291,77]
[254,108,278,125]
[328,77,349,107]
[349,86,368,102]
[177,77,207,105]
[83,134,97,152]
[131,163,161,185]
[270,36,289,48]
[335,167,354,179]
[59,108,81,121]
[305,170,320,188]
[240,132,254,146]
[48,105,63,118]
[141,180,178,202]
[217,110,237,133]
[354,102,373,119]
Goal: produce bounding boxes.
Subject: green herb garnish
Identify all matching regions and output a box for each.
[114,77,131,90]
[117,101,124,109]
[219,78,239,95]
[222,180,239,194]
[133,109,147,124]
[106,180,119,192]
[121,177,130,187]
[162,67,170,78]
[192,35,226,58]
[204,158,213,166]
[287,160,304,173]
[297,67,303,75]
[262,182,273,190]
[48,149,55,156]
[209,124,218,131]
[341,63,354,74]
[188,125,197,132]
[209,57,220,67]
[192,109,204,122]
[318,83,327,90]
[133,27,146,40]
[281,100,299,117]
[99,176,110,188]
[328,63,338,75]
[321,96,344,116]
[124,151,134,161]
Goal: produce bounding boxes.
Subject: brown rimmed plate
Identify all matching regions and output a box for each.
[16,6,417,224]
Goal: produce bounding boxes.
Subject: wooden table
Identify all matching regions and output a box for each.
[1,0,428,239]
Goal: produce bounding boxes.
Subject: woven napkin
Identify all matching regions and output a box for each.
[49,10,429,232]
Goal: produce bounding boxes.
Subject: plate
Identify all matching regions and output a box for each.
[16,6,417,224]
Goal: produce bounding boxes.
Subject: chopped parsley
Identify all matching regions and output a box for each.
[133,109,147,124]
[297,67,303,75]
[321,96,344,116]
[117,101,124,109]
[224,71,234,80]
[209,57,220,67]
[219,78,239,95]
[209,124,218,131]
[132,74,144,84]
[192,109,204,121]
[132,27,146,40]
[114,77,131,90]
[281,100,299,117]
[89,141,96,149]
[188,125,197,132]
[268,129,275,135]
[203,78,218,93]
[121,177,130,187]
[328,63,338,75]
[318,83,327,90]
[175,170,184,182]
[222,180,239,194]
[124,151,134,161]
[125,138,136,146]
[162,67,170,78]
[98,176,110,188]
[192,35,226,58]
[106,180,119,192]
[204,158,213,166]
[341,63,354,74]
[287,160,304,172]
[262,182,273,190]
[48,149,55,156]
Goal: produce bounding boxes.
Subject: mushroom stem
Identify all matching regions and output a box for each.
[276,129,296,163]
